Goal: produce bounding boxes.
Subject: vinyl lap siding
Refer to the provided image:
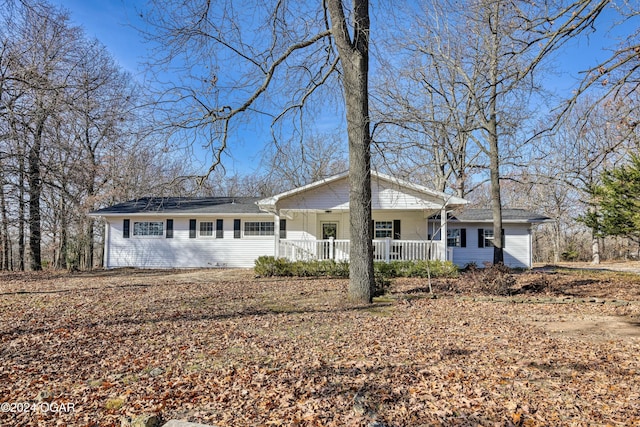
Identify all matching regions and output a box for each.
[449,224,532,269]
[373,183,444,210]
[105,217,274,268]
[277,176,446,211]
[278,178,350,210]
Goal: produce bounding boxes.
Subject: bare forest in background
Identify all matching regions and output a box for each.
[1,0,639,271]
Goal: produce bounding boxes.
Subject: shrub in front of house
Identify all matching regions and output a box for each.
[254,256,350,278]
[380,260,459,278]
[254,256,458,279]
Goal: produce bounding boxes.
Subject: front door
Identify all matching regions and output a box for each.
[321,223,338,259]
[322,223,337,240]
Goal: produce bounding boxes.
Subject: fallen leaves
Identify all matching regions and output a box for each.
[0,268,639,426]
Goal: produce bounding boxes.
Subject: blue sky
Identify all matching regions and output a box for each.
[56,0,281,175]
[56,0,145,76]
[55,1,635,176]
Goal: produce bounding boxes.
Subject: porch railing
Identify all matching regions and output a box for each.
[279,238,443,263]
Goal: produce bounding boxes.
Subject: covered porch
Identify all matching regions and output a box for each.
[257,171,468,264]
[279,238,450,263]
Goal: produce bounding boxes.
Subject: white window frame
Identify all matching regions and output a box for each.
[447,228,462,247]
[244,221,275,237]
[199,221,214,237]
[133,221,164,237]
[374,221,393,239]
[483,228,495,248]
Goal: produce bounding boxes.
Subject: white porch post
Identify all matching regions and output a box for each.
[385,237,391,263]
[440,208,447,261]
[329,236,335,260]
[274,212,280,258]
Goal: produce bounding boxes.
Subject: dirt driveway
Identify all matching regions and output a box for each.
[549,260,640,274]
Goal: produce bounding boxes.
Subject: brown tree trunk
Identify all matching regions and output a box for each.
[28,118,45,271]
[326,0,375,303]
[0,175,9,270]
[18,147,26,271]
[488,116,504,265]
[487,0,503,265]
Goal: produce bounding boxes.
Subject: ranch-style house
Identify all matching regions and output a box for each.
[89,171,550,269]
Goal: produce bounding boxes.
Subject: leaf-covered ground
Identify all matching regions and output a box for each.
[1,266,639,427]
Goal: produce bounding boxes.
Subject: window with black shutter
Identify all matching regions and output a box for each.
[166,219,174,238]
[478,228,500,248]
[447,228,466,247]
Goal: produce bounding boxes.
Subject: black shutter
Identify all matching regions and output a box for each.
[216,219,224,238]
[280,219,287,239]
[478,228,484,248]
[123,219,130,238]
[502,228,505,248]
[234,219,241,238]
[166,219,174,238]
[189,219,196,238]
[460,228,466,248]
[393,220,401,240]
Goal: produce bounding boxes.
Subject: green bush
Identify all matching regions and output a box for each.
[374,260,459,279]
[254,257,351,278]
[561,246,579,261]
[254,256,292,277]
[255,257,458,280]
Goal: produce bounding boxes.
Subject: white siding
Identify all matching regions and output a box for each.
[283,210,429,241]
[278,177,350,210]
[277,176,447,211]
[448,224,532,269]
[372,180,445,210]
[283,211,317,240]
[105,216,274,268]
[372,211,427,240]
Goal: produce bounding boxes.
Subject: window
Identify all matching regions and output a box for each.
[244,221,274,236]
[374,220,401,239]
[375,221,393,238]
[480,228,494,247]
[447,228,466,247]
[478,228,504,248]
[133,221,164,236]
[279,219,287,239]
[200,221,214,236]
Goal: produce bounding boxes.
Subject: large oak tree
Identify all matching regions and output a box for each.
[142,0,375,302]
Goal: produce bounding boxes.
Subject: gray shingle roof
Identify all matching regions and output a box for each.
[449,208,551,223]
[90,197,263,215]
